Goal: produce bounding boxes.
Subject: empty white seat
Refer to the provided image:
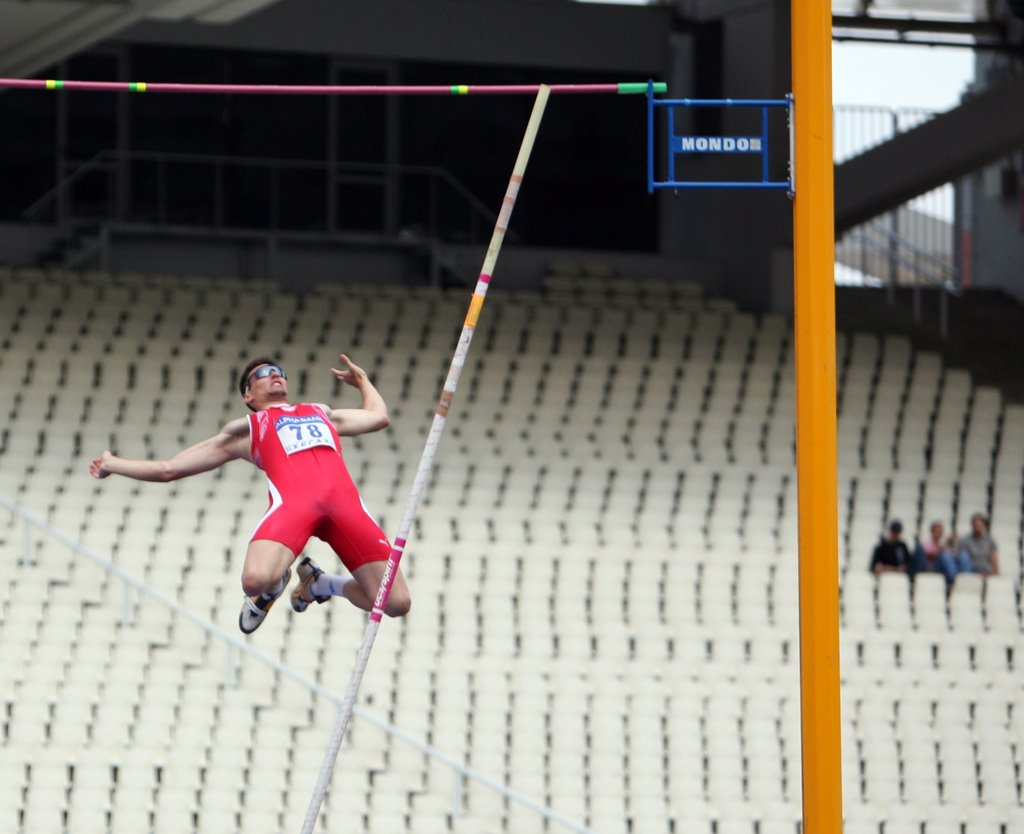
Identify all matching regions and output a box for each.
[949,575,986,633]
[983,576,1019,632]
[877,571,913,629]
[912,573,948,629]
[842,572,877,630]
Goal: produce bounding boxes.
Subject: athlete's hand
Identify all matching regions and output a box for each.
[330,354,368,389]
[89,450,114,479]
[327,354,388,434]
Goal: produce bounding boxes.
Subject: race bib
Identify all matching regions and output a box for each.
[275,414,336,456]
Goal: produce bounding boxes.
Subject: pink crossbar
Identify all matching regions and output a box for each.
[0,79,629,95]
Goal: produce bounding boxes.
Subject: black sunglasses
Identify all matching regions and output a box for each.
[247,364,287,389]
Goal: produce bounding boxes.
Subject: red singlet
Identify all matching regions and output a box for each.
[248,403,390,570]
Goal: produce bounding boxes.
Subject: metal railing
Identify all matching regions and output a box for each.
[0,495,596,834]
[837,216,956,337]
[22,150,501,246]
[833,104,936,164]
[834,104,960,293]
[839,215,957,291]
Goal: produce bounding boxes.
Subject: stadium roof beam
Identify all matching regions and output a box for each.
[832,12,1007,48]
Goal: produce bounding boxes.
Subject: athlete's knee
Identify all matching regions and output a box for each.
[241,564,282,597]
[242,540,295,596]
[385,590,411,618]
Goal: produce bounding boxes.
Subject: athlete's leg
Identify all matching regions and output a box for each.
[347,561,412,617]
[310,492,409,616]
[241,539,296,596]
[292,557,410,616]
[238,539,298,634]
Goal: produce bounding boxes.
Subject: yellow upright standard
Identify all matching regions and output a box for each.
[791,2,842,833]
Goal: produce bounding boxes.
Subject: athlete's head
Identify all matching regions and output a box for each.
[240,356,288,411]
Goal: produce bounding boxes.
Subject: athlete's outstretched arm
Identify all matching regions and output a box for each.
[327,354,390,437]
[90,417,251,482]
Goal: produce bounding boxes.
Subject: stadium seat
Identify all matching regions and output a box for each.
[912,573,948,630]
[877,571,913,629]
[948,573,986,634]
[982,576,1019,633]
[5,273,1024,834]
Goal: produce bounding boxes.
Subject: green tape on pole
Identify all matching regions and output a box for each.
[618,82,667,95]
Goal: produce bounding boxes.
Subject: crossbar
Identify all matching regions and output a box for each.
[0,78,666,96]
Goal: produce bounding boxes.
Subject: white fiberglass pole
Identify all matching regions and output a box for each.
[299,84,551,834]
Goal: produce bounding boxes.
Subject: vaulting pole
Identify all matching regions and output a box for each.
[792,2,842,833]
[298,85,551,834]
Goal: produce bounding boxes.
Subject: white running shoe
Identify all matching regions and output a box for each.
[238,567,291,634]
[291,557,332,613]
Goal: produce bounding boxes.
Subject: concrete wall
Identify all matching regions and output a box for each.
[967,162,1024,300]
[5,0,801,313]
[126,0,796,315]
[9,222,718,297]
[437,242,721,293]
[0,224,64,267]
[661,0,794,316]
[961,53,1024,302]
[101,229,427,292]
[124,0,672,73]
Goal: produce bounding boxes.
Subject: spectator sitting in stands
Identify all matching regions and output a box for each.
[870,519,911,577]
[957,512,1000,577]
[910,519,965,589]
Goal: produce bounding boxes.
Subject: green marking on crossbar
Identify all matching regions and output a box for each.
[619,82,667,95]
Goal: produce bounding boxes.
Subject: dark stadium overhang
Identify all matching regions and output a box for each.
[3,0,1015,83]
[832,12,1006,49]
[0,0,674,81]
[0,0,285,78]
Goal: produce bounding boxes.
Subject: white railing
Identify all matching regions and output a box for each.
[834,104,960,293]
[0,495,597,834]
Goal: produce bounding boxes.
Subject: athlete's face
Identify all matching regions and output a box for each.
[243,363,288,410]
